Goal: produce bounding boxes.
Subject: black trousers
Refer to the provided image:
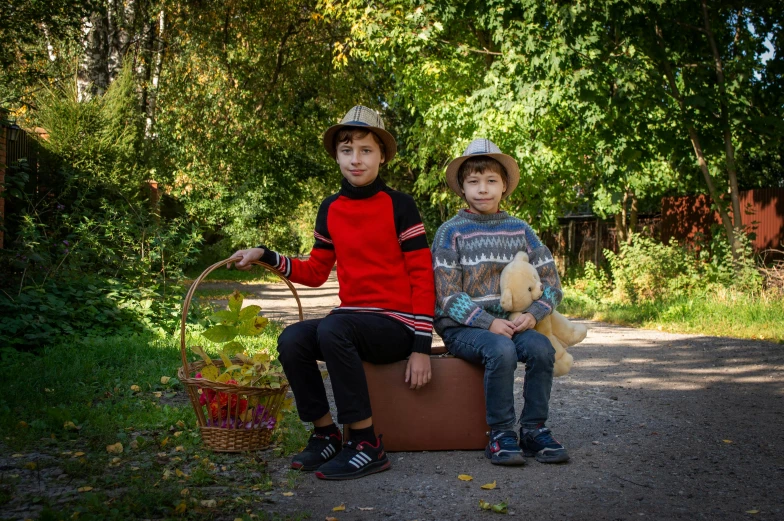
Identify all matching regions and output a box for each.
[277,313,413,424]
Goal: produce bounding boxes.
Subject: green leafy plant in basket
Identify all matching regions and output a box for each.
[190,290,289,428]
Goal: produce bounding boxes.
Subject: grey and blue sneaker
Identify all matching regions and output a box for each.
[519,426,570,463]
[485,430,525,466]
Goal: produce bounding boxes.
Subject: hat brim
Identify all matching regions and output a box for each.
[323,123,397,163]
[445,153,520,200]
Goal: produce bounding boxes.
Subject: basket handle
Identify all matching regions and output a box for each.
[179,258,304,371]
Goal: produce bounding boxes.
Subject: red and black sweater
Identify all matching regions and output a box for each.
[260,176,435,354]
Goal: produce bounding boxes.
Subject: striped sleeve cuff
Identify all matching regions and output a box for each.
[524,301,552,323]
[258,248,292,278]
[412,314,433,355]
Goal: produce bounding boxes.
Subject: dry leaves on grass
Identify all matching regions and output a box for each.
[130,385,141,392]
[282,492,294,497]
[106,442,123,454]
[161,376,171,384]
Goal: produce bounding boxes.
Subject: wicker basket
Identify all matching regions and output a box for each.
[178,258,303,452]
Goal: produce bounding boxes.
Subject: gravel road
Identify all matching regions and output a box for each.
[224,275,784,521]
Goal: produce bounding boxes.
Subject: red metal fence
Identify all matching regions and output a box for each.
[661,188,784,259]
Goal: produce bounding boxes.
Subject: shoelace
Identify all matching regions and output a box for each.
[491,431,519,449]
[531,428,558,446]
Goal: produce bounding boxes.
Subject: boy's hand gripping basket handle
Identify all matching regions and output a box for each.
[179,258,304,371]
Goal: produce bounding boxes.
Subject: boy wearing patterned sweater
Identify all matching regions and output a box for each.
[230,106,435,480]
[432,139,569,465]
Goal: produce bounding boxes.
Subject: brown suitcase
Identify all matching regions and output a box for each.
[346,354,488,452]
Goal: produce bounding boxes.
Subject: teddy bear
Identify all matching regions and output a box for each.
[500,251,588,377]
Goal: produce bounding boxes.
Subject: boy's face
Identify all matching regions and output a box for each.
[336,132,385,187]
[461,169,506,214]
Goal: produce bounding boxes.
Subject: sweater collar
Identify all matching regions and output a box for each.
[340,175,385,199]
[458,208,510,222]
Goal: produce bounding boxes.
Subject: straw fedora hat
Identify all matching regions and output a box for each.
[445,139,520,199]
[323,105,397,162]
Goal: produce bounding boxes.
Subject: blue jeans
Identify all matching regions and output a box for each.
[440,326,555,431]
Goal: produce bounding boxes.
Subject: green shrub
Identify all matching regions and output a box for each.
[0,65,202,347]
[604,235,702,303]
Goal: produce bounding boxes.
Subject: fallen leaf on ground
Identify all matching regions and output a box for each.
[458,474,473,481]
[282,492,294,497]
[174,502,187,514]
[111,457,121,464]
[130,385,141,392]
[64,421,80,430]
[175,468,187,478]
[24,462,36,470]
[153,392,162,398]
[481,481,497,490]
[325,517,339,521]
[180,488,190,497]
[332,504,346,512]
[161,376,171,384]
[162,469,172,480]
[479,500,508,513]
[746,510,760,514]
[73,452,85,458]
[723,439,733,444]
[175,445,184,452]
[18,421,28,428]
[106,442,123,454]
[174,431,183,437]
[77,486,93,493]
[11,454,23,458]
[200,499,217,508]
[161,437,170,447]
[176,420,186,429]
[358,507,374,511]
[491,501,508,514]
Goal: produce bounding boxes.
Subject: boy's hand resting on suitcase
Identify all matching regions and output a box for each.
[405,352,432,390]
[227,248,265,271]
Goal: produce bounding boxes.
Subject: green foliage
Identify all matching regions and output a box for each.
[0,65,202,347]
[0,0,94,103]
[562,234,777,341]
[604,235,704,303]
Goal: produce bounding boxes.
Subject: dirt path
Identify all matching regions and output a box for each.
[202,276,784,520]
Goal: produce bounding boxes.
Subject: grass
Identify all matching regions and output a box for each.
[560,286,784,343]
[193,288,256,300]
[1,325,310,520]
[184,265,281,285]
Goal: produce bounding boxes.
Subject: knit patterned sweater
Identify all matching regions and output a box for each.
[431,209,562,335]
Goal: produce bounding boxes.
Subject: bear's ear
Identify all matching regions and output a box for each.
[516,251,530,263]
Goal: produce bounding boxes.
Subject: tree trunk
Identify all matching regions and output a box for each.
[702,0,742,230]
[654,23,741,263]
[614,212,627,246]
[145,10,166,137]
[78,10,111,99]
[628,192,638,244]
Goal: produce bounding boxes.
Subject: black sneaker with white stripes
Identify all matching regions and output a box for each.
[290,431,342,471]
[315,436,391,480]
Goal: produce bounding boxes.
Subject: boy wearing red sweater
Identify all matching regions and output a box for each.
[230,106,435,480]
